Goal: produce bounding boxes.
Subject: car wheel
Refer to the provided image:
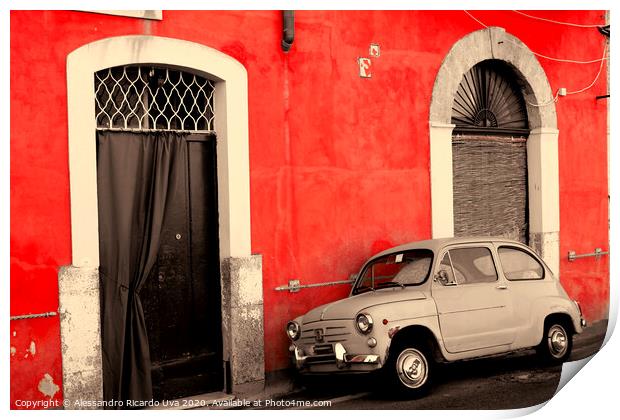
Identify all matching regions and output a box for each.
[537,321,573,364]
[386,341,433,398]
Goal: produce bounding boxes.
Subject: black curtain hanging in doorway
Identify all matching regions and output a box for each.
[96,131,188,404]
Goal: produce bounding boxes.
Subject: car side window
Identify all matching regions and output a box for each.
[438,253,457,285]
[437,252,469,286]
[447,247,498,284]
[497,246,544,280]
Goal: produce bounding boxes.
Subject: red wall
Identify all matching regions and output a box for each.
[10,10,608,408]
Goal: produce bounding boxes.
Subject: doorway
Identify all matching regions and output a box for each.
[450,60,530,243]
[95,65,223,401]
[140,134,222,401]
[62,35,261,405]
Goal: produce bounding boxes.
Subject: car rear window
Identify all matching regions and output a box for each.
[497,246,544,280]
[445,247,498,284]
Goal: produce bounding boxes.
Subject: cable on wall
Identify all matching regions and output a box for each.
[462,11,609,106]
[463,11,609,64]
[524,43,606,106]
[503,38,608,64]
[565,43,608,95]
[464,10,488,28]
[525,90,560,108]
[512,10,605,29]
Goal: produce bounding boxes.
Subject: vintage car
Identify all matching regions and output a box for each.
[286,237,586,397]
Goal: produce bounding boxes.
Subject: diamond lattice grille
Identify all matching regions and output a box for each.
[95,66,215,132]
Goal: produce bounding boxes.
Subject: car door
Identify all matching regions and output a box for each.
[495,244,550,343]
[432,243,517,353]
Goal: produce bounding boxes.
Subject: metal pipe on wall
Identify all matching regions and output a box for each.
[281,10,295,52]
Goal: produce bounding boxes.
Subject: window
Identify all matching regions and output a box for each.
[498,247,544,280]
[438,253,463,285]
[353,250,433,294]
[439,247,498,285]
[95,65,215,132]
[451,60,529,136]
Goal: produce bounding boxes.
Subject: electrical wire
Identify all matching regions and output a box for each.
[512,10,605,28]
[462,11,609,105]
[525,90,559,108]
[530,50,607,64]
[464,10,609,64]
[504,38,608,64]
[565,43,608,95]
[464,10,488,28]
[525,43,607,106]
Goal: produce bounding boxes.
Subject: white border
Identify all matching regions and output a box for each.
[5,6,616,417]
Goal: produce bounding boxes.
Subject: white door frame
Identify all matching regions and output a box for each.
[59,35,261,406]
[429,27,560,276]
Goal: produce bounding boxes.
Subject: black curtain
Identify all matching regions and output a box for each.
[96,131,188,404]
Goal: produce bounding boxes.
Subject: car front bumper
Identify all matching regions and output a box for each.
[289,342,380,371]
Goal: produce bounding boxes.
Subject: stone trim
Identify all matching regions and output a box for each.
[429,122,456,238]
[57,266,103,408]
[429,27,557,129]
[529,231,560,277]
[220,255,265,395]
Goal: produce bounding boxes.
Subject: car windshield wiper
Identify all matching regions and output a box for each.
[355,285,375,294]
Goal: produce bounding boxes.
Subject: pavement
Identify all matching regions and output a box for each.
[219,319,608,410]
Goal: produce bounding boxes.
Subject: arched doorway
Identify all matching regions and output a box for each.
[59,35,264,407]
[451,59,530,244]
[429,27,560,275]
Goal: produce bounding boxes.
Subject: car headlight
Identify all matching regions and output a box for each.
[356,313,373,334]
[286,321,301,341]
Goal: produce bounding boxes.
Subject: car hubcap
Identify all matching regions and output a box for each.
[396,348,428,389]
[548,325,568,358]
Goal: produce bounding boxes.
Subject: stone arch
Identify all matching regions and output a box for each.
[429,27,560,274]
[59,35,263,406]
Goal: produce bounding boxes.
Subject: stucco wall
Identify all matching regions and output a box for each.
[10,10,608,408]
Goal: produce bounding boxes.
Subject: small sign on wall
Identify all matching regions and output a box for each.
[358,57,372,78]
[369,43,380,57]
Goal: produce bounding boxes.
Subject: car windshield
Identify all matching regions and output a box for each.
[353,249,434,295]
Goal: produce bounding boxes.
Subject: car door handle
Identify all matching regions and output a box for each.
[496,284,508,290]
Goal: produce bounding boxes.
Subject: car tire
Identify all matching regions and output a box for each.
[385,341,433,398]
[537,320,573,364]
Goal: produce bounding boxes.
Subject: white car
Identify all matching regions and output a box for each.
[286,237,586,397]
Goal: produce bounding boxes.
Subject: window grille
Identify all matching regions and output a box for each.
[451,60,529,136]
[95,65,215,132]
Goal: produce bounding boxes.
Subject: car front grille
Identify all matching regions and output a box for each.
[299,320,351,345]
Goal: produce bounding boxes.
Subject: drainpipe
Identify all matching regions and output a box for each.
[281,10,295,52]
